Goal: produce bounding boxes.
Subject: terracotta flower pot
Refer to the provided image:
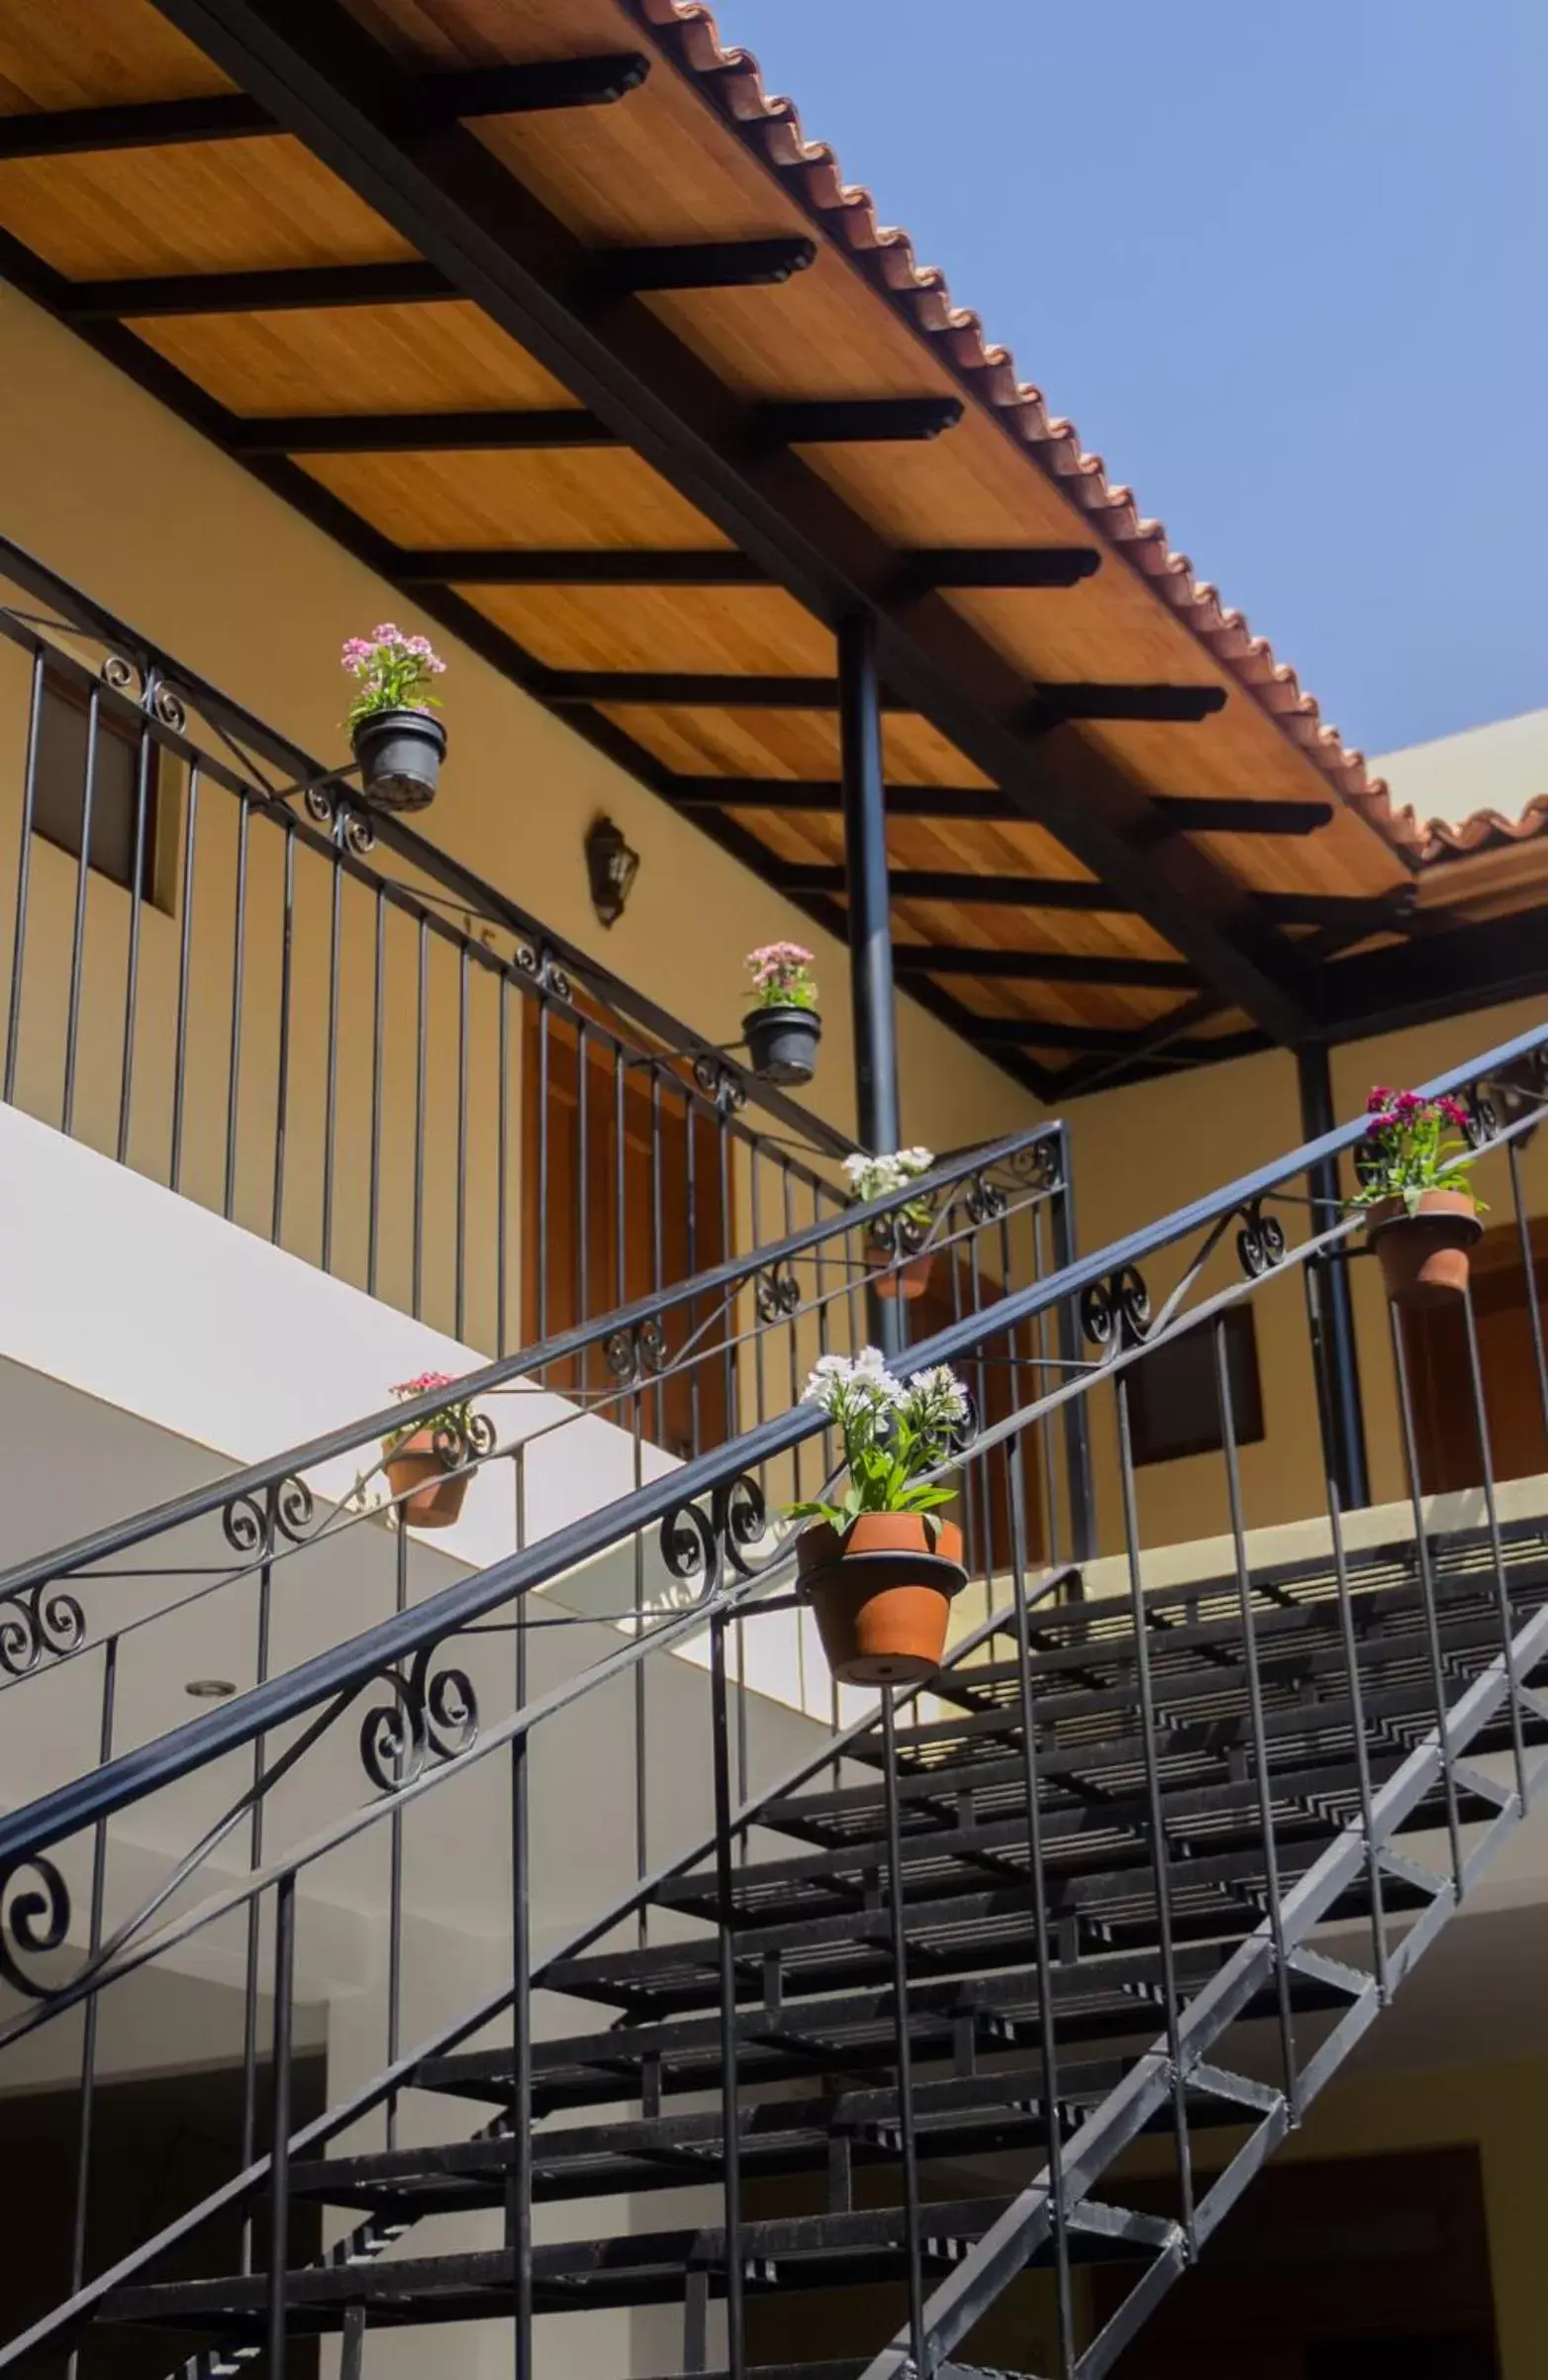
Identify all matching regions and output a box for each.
[866,1233,933,1302]
[351,708,446,812]
[797,1513,966,1685]
[383,1428,471,1529]
[743,1003,822,1086]
[1366,1189,1482,1310]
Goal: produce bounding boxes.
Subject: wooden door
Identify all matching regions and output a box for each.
[522,1008,730,1457]
[1401,1218,1548,1494]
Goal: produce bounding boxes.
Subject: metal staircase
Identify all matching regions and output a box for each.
[2,1021,1548,2380]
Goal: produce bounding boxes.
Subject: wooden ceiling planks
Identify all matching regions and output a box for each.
[136,299,577,414]
[0,0,232,110]
[462,581,836,675]
[298,446,731,550]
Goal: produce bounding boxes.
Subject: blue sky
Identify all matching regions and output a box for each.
[715,0,1548,758]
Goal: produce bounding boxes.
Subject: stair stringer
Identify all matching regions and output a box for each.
[858,1590,1548,2380]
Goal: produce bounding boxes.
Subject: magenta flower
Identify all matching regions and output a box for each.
[342,624,447,733]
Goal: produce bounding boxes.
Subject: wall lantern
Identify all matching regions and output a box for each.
[585,814,640,929]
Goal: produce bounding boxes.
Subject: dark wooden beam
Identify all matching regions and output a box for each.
[770,866,1128,910]
[1256,889,1418,930]
[0,94,274,157]
[62,260,453,319]
[0,58,652,160]
[668,778,1016,818]
[1319,908,1548,1042]
[896,547,1101,591]
[60,238,815,323]
[893,947,1199,989]
[546,673,1230,717]
[231,411,616,454]
[133,0,1317,1043]
[752,396,963,446]
[1149,795,1334,837]
[592,237,815,294]
[1027,683,1227,728]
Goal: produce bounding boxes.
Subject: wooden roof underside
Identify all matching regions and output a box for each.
[1,0,1520,1098]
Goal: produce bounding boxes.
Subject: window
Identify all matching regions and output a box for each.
[1126,1305,1264,1467]
[30,673,157,895]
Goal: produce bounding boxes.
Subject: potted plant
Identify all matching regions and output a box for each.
[792,1351,970,1684]
[742,942,822,1084]
[382,1370,482,1529]
[1349,1086,1484,1309]
[342,624,447,812]
[845,1146,937,1300]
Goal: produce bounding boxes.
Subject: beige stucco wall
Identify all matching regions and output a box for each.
[0,280,1037,1347]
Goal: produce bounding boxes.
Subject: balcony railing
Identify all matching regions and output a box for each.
[0,532,866,1365]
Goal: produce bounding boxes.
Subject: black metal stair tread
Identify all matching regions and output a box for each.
[413,1939,1347,2108]
[288,2059,1254,2212]
[653,1750,1503,1928]
[102,2197,1021,2329]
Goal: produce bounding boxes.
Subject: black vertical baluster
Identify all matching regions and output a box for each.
[413,918,428,1320]
[116,716,154,1164]
[340,2307,366,2380]
[880,1687,926,2380]
[709,1610,745,2380]
[1326,1482,1389,1998]
[367,886,385,1300]
[1460,1281,1529,1812]
[387,1516,409,2148]
[1507,1136,1548,1459]
[576,1022,591,1371]
[632,1413,649,1947]
[779,1159,797,1495]
[321,852,342,1274]
[613,1042,627,1312]
[65,1636,118,2380]
[650,1066,665,1445]
[497,971,511,1358]
[684,1091,702,1455]
[240,1533,275,2276]
[4,648,45,1105]
[1388,1307,1465,1890]
[1113,1370,1196,2246]
[168,763,200,1191]
[966,1226,997,1596]
[507,1552,533,2380]
[1050,1130,1096,1561]
[455,946,469,1340]
[536,999,550,1342]
[1006,1453,1074,2379]
[717,1111,748,1804]
[224,795,248,1221]
[61,686,101,1138]
[266,1872,297,2379]
[1212,1316,1299,2119]
[270,827,295,1246]
[1032,1200,1060,1566]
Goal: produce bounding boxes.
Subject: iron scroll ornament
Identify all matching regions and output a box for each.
[0,1580,86,1679]
[1080,1264,1152,1354]
[359,1637,480,1794]
[0,1852,71,2000]
[658,1472,774,1612]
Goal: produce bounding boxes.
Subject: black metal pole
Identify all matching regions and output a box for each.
[1296,1043,1371,1509]
[838,613,903,1358]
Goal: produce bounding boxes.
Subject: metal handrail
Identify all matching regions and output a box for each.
[0,1117,1069,1614]
[2,1011,1544,1877]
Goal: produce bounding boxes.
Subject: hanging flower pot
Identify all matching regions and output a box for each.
[742,943,821,1085]
[382,1370,484,1531]
[1349,1088,1486,1313]
[350,707,446,813]
[790,1352,971,1685]
[341,625,447,813]
[865,1232,933,1302]
[797,1511,966,1684]
[1366,1190,1482,1310]
[743,1002,822,1086]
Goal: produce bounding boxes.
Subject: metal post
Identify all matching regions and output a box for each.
[1296,1044,1370,1509]
[837,614,903,1358]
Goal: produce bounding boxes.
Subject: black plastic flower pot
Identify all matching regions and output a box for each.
[742,1004,822,1086]
[350,708,446,813]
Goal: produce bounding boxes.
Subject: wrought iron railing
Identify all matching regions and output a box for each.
[0,531,867,1361]
[0,1018,1546,2380]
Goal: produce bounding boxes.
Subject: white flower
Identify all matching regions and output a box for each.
[905,1364,970,1427]
[801,1347,904,1416]
[843,1145,937,1204]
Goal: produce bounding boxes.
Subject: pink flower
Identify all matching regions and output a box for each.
[1438,1096,1470,1130]
[391,1369,457,1399]
[1366,1085,1394,1114]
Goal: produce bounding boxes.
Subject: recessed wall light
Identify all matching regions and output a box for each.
[185,1678,238,1699]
